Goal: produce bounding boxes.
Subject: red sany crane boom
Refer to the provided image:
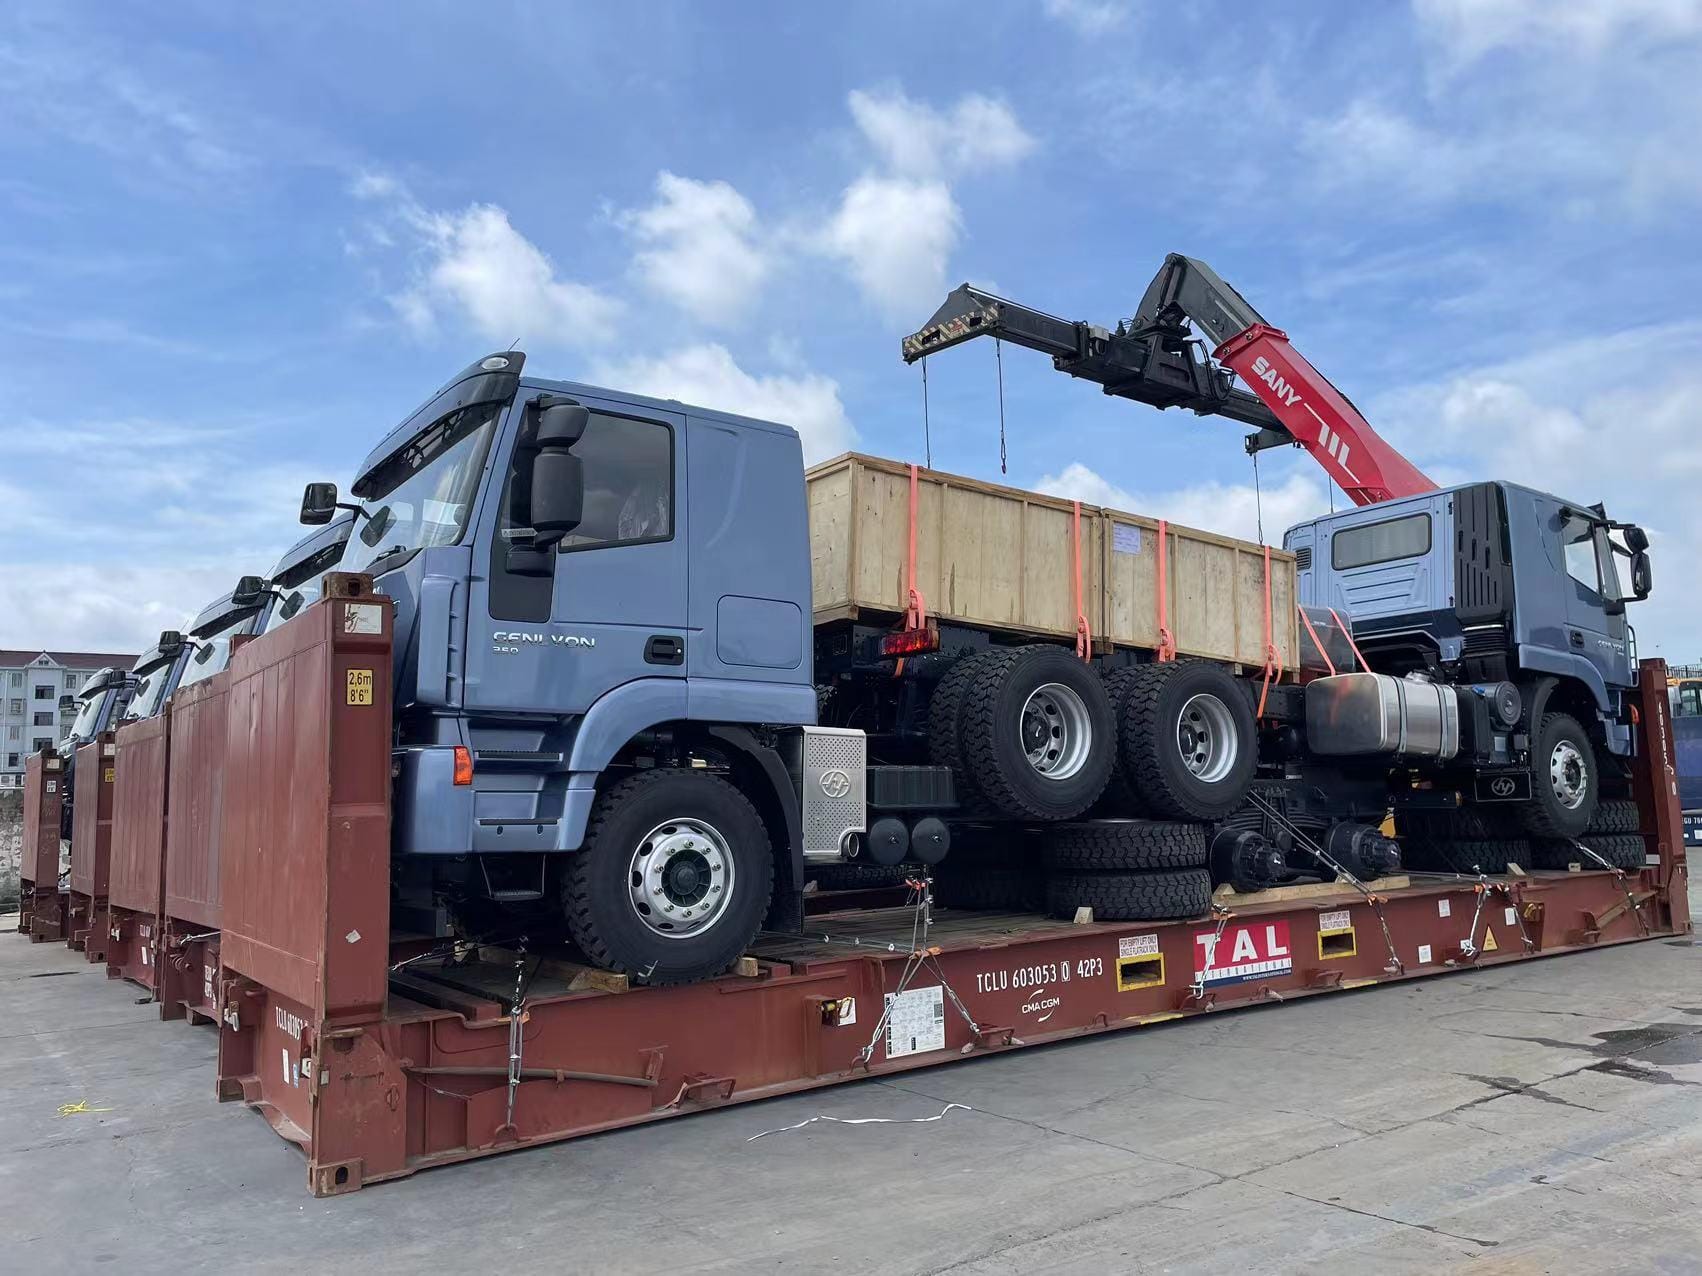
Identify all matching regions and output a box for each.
[900,253,1437,507]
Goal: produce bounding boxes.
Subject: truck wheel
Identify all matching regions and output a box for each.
[932,866,1044,912]
[1532,833,1646,871]
[564,770,773,985]
[1120,661,1256,821]
[1092,668,1148,817]
[959,645,1115,822]
[1042,820,1207,872]
[929,648,1017,813]
[1045,868,1211,921]
[1587,798,1640,835]
[1401,837,1528,875]
[1518,713,1598,839]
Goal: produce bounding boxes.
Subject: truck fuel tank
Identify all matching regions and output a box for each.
[1304,672,1460,760]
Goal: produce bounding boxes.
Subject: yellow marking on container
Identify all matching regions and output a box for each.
[1116,952,1166,991]
[1124,1011,1184,1025]
[346,668,374,706]
[1340,978,1379,990]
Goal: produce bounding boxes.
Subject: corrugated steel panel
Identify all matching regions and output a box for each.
[68,737,115,898]
[219,585,392,1024]
[164,669,231,928]
[108,713,170,914]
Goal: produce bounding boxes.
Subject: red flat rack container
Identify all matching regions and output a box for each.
[66,736,117,961]
[212,585,1691,1195]
[158,660,243,1023]
[18,751,66,943]
[105,712,171,993]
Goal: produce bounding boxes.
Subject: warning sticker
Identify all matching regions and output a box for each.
[346,669,374,706]
[1119,932,1160,958]
[1193,920,1293,987]
[1417,944,1433,965]
[1113,524,1143,555]
[1318,909,1351,933]
[343,602,383,635]
[1482,929,1498,952]
[884,985,946,1059]
[103,768,115,784]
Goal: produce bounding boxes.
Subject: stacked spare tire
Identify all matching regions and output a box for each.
[1399,797,1647,874]
[927,647,1258,922]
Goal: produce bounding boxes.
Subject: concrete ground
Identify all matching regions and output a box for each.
[4,890,1699,1276]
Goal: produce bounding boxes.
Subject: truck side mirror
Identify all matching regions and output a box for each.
[300,482,339,526]
[232,574,268,606]
[1630,550,1652,600]
[157,629,186,656]
[1624,525,1650,553]
[526,404,590,550]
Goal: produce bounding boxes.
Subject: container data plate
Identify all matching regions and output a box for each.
[884,985,946,1059]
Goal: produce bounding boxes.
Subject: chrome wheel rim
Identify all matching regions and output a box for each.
[1020,682,1093,781]
[1177,692,1238,784]
[628,818,735,939]
[1549,740,1589,810]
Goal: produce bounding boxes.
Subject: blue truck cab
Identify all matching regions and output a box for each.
[300,353,826,980]
[1285,479,1652,835]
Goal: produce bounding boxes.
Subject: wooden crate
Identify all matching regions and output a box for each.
[807,453,1298,669]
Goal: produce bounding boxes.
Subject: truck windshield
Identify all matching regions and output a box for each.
[177,613,256,690]
[63,690,108,743]
[343,402,501,576]
[124,659,176,720]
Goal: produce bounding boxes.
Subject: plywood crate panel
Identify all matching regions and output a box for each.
[808,454,1297,669]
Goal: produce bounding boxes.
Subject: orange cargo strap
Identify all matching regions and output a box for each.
[1328,606,1372,673]
[1296,604,1337,677]
[1071,501,1091,660]
[1256,542,1281,717]
[904,463,927,630]
[1155,519,1176,662]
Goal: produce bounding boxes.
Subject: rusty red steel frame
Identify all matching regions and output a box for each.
[104,711,172,993]
[17,751,67,943]
[158,654,247,1024]
[66,735,118,961]
[209,606,1692,1196]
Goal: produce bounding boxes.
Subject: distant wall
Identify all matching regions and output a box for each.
[0,789,20,907]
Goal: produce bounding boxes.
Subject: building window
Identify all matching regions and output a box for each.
[6,725,18,739]
[64,672,80,690]
[5,752,17,768]
[7,698,20,714]
[34,685,53,700]
[8,671,19,687]
[33,712,52,726]
[32,738,51,753]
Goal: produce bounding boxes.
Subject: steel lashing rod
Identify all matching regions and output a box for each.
[856,874,983,1066]
[1187,903,1237,1001]
[1568,838,1651,936]
[1244,791,1406,975]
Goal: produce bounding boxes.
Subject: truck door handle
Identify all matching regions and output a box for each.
[645,635,684,666]
[1568,630,1585,649]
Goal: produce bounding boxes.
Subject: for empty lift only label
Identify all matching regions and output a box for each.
[343,602,383,635]
[884,985,946,1059]
[346,669,374,706]
[1193,920,1293,987]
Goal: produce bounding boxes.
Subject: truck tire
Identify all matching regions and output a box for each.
[929,648,1017,813]
[1587,798,1640,835]
[1042,820,1208,872]
[563,770,774,985]
[1532,834,1647,872]
[1120,661,1257,821]
[809,862,909,891]
[958,644,1115,822]
[1397,806,1520,841]
[932,866,1044,912]
[1518,713,1598,839]
[1045,868,1211,921]
[1092,668,1149,817]
[1401,837,1529,875]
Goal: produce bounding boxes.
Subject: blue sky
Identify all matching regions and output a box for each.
[2,0,1699,657]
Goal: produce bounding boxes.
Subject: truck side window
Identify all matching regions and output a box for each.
[1562,515,1599,595]
[1330,513,1431,570]
[555,413,674,552]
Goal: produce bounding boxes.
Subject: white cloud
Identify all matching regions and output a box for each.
[1036,462,1329,546]
[395,204,621,348]
[620,171,770,325]
[820,89,1034,319]
[590,344,852,463]
[1042,0,1129,34]
[846,88,1035,179]
[1414,0,1702,68]
[819,176,959,319]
